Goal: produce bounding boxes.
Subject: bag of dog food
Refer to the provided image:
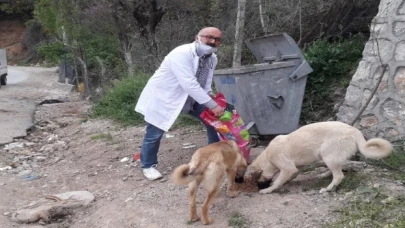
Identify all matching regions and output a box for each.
[200,93,251,160]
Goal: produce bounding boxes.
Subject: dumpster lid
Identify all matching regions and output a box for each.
[245,33,305,63]
[214,61,295,75]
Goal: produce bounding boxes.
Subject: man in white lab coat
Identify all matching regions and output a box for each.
[135,27,225,180]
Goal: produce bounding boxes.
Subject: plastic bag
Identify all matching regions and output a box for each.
[200,93,251,160]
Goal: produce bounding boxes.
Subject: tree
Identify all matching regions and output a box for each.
[107,0,166,72]
[259,0,269,34]
[232,0,246,67]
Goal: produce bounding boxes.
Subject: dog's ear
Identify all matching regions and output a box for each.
[250,171,261,180]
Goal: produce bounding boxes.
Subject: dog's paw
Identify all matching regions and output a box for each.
[227,190,239,198]
[189,216,200,222]
[202,218,213,225]
[319,188,328,194]
[259,189,270,194]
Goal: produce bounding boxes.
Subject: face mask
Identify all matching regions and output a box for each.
[196,37,218,55]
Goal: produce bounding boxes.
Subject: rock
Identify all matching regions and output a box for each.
[120,157,129,163]
[4,142,25,151]
[5,161,17,168]
[182,145,196,149]
[0,166,12,171]
[23,174,42,181]
[53,140,67,150]
[54,157,62,163]
[17,149,33,156]
[18,170,33,177]
[123,177,128,181]
[11,191,95,224]
[165,134,175,138]
[47,134,58,142]
[24,142,36,147]
[22,161,31,169]
[381,196,396,204]
[34,156,47,162]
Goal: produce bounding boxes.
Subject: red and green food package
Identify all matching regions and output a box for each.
[200,93,251,160]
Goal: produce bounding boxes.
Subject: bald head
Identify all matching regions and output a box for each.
[196,27,222,48]
[197,27,222,36]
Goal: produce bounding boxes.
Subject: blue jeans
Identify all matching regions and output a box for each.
[140,103,220,168]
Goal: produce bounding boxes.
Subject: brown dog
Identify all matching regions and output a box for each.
[250,121,393,194]
[171,140,247,225]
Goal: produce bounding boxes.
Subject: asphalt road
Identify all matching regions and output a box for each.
[0,66,72,145]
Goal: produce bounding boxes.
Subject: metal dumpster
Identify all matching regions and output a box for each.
[213,33,312,138]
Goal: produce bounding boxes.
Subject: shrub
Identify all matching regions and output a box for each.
[37,41,66,64]
[91,72,150,126]
[91,72,202,128]
[300,34,367,123]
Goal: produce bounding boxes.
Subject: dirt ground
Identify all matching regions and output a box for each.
[0,67,404,228]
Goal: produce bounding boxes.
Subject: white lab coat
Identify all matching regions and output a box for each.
[135,42,217,131]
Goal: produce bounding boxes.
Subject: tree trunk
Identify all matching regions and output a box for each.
[77,56,91,98]
[95,56,106,87]
[233,0,247,67]
[259,0,268,34]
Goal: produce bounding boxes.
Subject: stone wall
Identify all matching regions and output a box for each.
[337,0,405,141]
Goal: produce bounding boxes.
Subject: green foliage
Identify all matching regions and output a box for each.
[0,0,35,19]
[228,212,249,228]
[33,0,60,35]
[171,114,201,130]
[91,72,150,126]
[329,192,405,228]
[37,41,66,64]
[365,143,405,181]
[300,35,367,123]
[91,72,203,127]
[90,133,113,141]
[302,171,367,193]
[34,0,124,71]
[83,36,123,69]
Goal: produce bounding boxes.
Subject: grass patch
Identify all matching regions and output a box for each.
[366,143,405,170]
[92,72,205,128]
[91,72,149,126]
[171,114,201,130]
[228,212,249,228]
[338,172,368,192]
[302,171,367,193]
[328,190,405,228]
[16,60,30,66]
[79,118,88,123]
[90,133,113,141]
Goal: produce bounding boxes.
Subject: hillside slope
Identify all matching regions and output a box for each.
[0,20,27,64]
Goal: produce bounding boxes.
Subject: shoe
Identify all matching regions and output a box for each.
[142,164,163,181]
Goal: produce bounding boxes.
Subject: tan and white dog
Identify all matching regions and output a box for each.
[250,121,393,194]
[172,140,247,225]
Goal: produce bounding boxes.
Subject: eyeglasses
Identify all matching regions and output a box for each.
[199,35,222,43]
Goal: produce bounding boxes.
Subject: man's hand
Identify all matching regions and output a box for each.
[210,105,224,117]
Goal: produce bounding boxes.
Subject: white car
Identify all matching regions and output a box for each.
[0,49,8,88]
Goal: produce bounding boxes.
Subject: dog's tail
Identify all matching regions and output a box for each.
[172,164,197,185]
[357,134,393,159]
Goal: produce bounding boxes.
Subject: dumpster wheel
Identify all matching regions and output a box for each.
[250,136,261,148]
